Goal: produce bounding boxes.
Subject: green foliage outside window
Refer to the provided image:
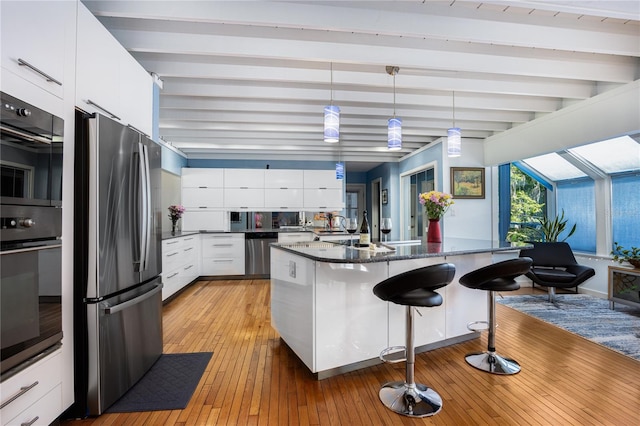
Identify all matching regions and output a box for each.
[507,165,546,242]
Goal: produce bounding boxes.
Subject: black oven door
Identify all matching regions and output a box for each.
[0,239,63,377]
[0,91,63,207]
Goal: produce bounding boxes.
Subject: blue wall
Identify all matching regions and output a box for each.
[161,146,187,175]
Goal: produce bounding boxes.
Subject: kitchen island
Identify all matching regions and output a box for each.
[270,238,529,379]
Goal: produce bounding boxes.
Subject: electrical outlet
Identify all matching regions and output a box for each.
[289,260,296,278]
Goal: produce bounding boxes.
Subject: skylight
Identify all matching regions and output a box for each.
[568,136,640,174]
[522,153,587,181]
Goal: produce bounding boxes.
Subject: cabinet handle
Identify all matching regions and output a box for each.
[319,187,328,189]
[185,238,194,241]
[0,381,39,409]
[184,247,193,252]
[184,265,193,270]
[213,259,232,263]
[21,416,40,426]
[280,207,288,209]
[240,186,249,189]
[167,272,179,279]
[199,206,207,209]
[198,186,208,188]
[280,187,288,189]
[18,58,61,86]
[213,244,233,247]
[167,240,179,245]
[85,99,121,120]
[167,252,178,257]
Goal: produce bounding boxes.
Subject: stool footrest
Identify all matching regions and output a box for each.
[380,346,406,363]
[466,320,490,332]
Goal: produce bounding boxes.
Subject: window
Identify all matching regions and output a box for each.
[611,172,640,251]
[556,178,596,252]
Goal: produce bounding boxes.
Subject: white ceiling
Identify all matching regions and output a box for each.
[82,1,640,173]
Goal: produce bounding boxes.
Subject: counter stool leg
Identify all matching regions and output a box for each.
[465,290,521,375]
[379,306,443,417]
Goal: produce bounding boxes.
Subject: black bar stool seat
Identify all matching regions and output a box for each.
[459,257,533,375]
[373,263,455,418]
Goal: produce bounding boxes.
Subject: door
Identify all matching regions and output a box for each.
[93,115,141,297]
[86,278,163,415]
[140,136,162,283]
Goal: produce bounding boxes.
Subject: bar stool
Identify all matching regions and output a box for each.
[373,263,456,417]
[459,257,533,375]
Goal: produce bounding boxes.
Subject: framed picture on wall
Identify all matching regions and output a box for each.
[450,167,485,199]
[382,189,388,204]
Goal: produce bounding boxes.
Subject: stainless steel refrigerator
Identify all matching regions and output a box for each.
[71,111,163,416]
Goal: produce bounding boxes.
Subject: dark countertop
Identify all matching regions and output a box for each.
[271,237,532,264]
[161,228,315,241]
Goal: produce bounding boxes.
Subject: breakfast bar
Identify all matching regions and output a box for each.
[270,238,528,379]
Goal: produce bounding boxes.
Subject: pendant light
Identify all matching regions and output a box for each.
[447,91,461,157]
[324,63,340,143]
[386,66,402,151]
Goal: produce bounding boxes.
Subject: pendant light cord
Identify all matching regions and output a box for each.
[452,91,455,128]
[393,73,396,117]
[330,62,334,106]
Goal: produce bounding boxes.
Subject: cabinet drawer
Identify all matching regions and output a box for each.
[278,232,314,243]
[4,384,62,426]
[0,351,61,424]
[201,235,245,259]
[201,257,245,276]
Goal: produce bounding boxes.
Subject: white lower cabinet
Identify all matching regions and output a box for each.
[201,233,245,276]
[0,350,62,426]
[162,235,200,301]
[277,232,314,243]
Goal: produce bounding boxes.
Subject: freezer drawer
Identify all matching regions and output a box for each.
[86,279,163,415]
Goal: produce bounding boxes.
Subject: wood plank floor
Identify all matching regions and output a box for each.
[62,279,640,425]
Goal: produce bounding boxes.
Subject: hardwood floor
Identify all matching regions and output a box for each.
[63,279,640,425]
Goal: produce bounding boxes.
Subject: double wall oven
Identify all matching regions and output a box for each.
[0,92,63,379]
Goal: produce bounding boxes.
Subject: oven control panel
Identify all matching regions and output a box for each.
[1,217,36,228]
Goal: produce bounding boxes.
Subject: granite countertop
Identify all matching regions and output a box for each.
[161,231,200,240]
[271,237,532,264]
[161,228,316,241]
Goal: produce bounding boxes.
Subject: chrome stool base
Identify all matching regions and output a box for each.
[379,381,442,417]
[465,351,521,375]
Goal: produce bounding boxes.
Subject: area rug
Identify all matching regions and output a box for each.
[106,352,212,412]
[497,294,640,361]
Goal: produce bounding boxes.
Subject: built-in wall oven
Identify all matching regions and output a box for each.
[0,91,63,380]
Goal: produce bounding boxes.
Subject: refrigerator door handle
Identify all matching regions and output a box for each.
[142,143,152,271]
[102,283,163,315]
[137,142,149,271]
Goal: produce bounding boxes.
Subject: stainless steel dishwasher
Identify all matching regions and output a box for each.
[245,232,278,277]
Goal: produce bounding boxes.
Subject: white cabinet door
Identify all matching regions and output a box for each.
[264,188,303,210]
[303,188,344,210]
[119,52,153,136]
[304,170,343,189]
[182,188,224,208]
[224,169,265,188]
[182,168,224,188]
[182,210,227,231]
[277,232,314,243]
[0,1,73,99]
[265,170,304,188]
[76,3,121,119]
[224,188,264,209]
[200,233,245,276]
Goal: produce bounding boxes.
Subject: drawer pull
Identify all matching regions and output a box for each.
[198,186,208,188]
[213,243,233,247]
[86,99,121,120]
[185,237,194,241]
[0,381,39,409]
[21,416,40,426]
[166,252,178,257]
[280,187,288,189]
[18,58,62,86]
[167,272,179,279]
[184,247,194,252]
[240,186,249,189]
[184,265,194,270]
[213,259,232,263]
[166,240,179,245]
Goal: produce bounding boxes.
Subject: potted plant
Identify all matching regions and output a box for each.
[537,209,576,242]
[611,242,640,269]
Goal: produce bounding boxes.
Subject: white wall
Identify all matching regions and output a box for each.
[442,139,493,240]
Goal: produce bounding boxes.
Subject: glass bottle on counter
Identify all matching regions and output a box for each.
[358,210,370,247]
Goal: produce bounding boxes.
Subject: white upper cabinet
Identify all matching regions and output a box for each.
[303,170,343,189]
[1,0,75,100]
[265,170,304,188]
[182,168,224,188]
[76,2,152,135]
[224,169,265,188]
